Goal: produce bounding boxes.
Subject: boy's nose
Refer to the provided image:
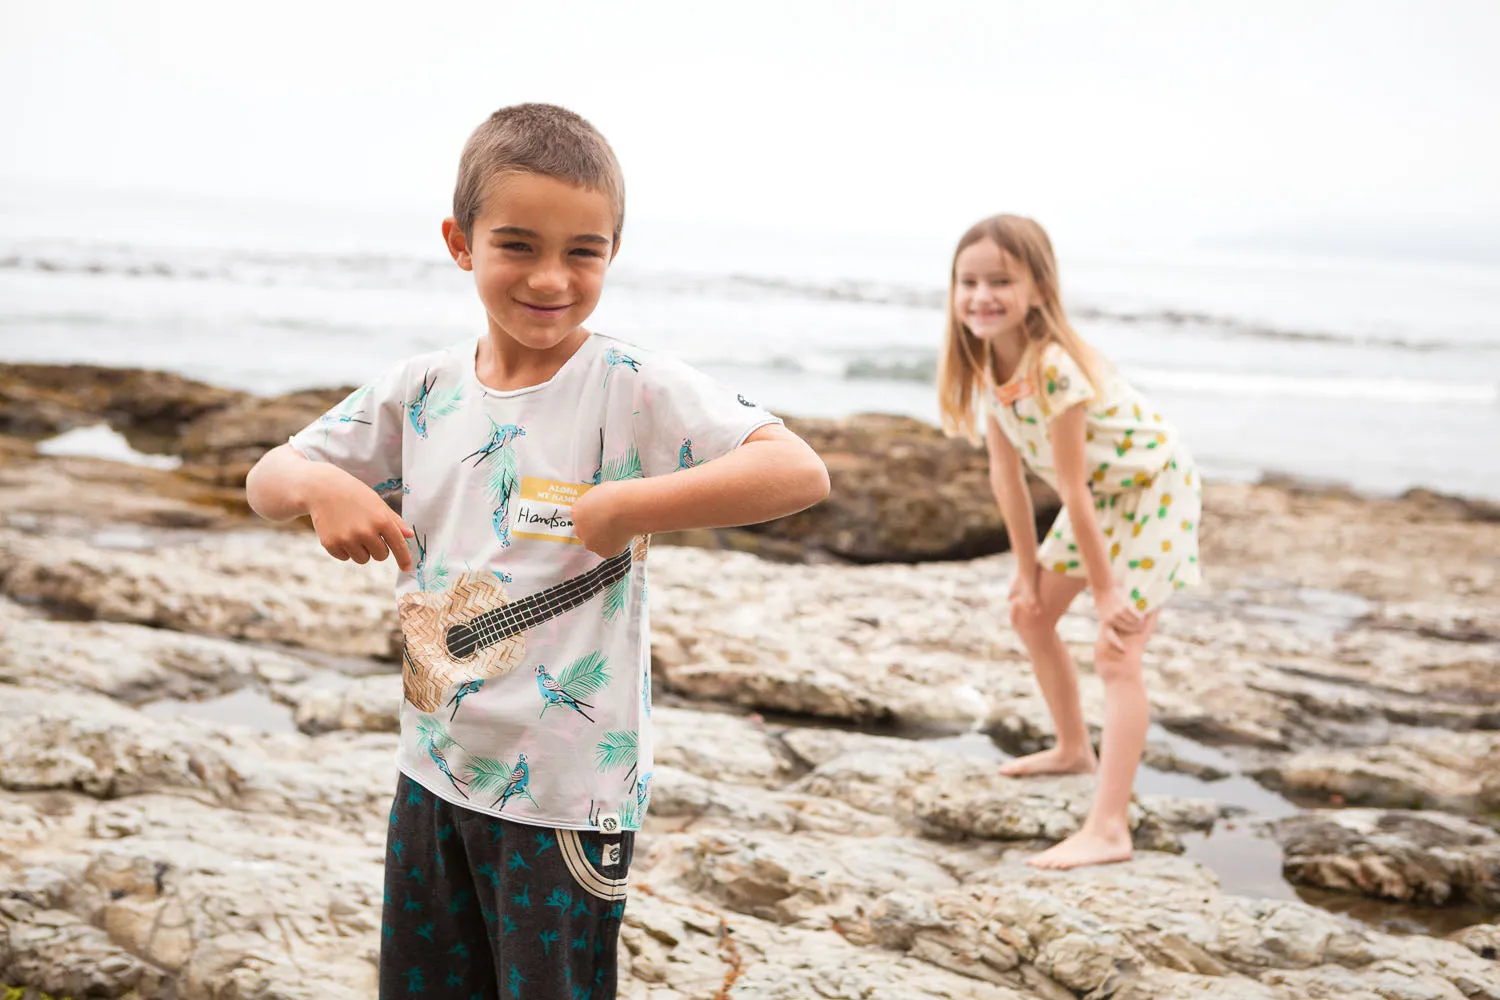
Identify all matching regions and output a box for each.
[527,260,569,292]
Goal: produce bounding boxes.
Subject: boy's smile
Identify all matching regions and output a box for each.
[444,172,618,373]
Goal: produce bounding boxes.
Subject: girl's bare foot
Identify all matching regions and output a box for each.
[1026,824,1133,870]
[998,747,1097,777]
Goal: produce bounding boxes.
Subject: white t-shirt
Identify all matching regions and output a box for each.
[290,332,779,832]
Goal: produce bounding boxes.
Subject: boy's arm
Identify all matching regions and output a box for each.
[571,423,828,557]
[246,443,414,570]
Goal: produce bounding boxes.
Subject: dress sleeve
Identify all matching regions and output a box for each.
[1038,344,1096,422]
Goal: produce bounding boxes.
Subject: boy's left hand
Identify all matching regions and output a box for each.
[573,482,634,557]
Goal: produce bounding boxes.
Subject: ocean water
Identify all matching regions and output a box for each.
[2,185,1498,499]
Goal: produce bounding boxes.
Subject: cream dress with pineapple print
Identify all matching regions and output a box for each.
[985,342,1202,613]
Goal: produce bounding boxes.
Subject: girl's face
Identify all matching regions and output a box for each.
[953,238,1036,342]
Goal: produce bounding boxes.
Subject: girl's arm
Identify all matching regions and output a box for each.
[986,414,1039,586]
[1048,405,1143,649]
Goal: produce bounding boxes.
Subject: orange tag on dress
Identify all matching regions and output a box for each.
[994,377,1035,407]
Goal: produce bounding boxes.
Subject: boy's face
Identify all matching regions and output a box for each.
[445,173,617,352]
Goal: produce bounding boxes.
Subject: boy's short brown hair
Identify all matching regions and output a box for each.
[453,103,625,245]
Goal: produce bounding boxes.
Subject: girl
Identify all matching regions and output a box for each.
[938,215,1202,870]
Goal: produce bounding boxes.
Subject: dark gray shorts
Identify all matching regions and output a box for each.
[379,773,634,999]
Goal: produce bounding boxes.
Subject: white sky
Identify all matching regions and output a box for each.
[2,0,1497,254]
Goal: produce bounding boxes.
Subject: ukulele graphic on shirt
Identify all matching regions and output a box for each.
[399,537,647,713]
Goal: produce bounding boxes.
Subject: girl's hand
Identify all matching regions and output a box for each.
[572,482,635,558]
[1094,585,1144,652]
[1009,565,1041,624]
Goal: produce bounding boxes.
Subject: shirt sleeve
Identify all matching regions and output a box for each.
[287,357,408,494]
[631,354,782,478]
[1038,344,1096,421]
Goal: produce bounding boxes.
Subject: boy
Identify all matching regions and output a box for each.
[245,103,829,998]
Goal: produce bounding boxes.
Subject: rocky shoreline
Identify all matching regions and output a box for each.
[1,363,1498,999]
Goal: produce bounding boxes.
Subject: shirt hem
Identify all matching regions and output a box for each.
[396,760,643,833]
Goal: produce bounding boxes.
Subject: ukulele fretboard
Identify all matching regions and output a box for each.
[445,549,634,659]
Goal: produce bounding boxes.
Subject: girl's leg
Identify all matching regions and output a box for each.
[999,569,1093,776]
[1027,609,1160,870]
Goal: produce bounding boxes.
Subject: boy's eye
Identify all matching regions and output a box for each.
[500,242,532,252]
[960,279,977,288]
[571,248,604,258]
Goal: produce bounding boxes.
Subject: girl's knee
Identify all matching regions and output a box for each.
[1010,602,1063,638]
[1091,643,1144,684]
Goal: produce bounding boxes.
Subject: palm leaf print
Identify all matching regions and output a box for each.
[418,548,450,593]
[318,384,374,441]
[335,385,371,416]
[416,715,459,754]
[428,383,464,418]
[619,799,641,831]
[594,730,638,775]
[601,574,628,623]
[555,651,610,698]
[484,445,520,505]
[598,444,643,482]
[464,756,516,796]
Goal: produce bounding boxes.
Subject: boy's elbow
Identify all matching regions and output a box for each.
[244,445,306,522]
[791,449,830,510]
[807,456,831,504]
[243,455,278,520]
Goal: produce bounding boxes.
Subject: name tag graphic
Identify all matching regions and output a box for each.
[513,477,591,545]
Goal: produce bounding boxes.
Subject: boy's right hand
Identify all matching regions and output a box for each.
[305,466,415,571]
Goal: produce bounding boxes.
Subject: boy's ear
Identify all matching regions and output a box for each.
[442,217,473,271]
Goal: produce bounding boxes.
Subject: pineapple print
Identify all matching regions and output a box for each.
[1158,493,1173,519]
[1128,556,1156,570]
[1130,587,1148,611]
[1110,541,1122,560]
[1115,429,1135,458]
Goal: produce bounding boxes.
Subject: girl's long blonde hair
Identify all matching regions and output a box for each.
[937,214,1105,442]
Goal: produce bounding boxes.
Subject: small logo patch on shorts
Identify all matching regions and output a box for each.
[603,842,622,866]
